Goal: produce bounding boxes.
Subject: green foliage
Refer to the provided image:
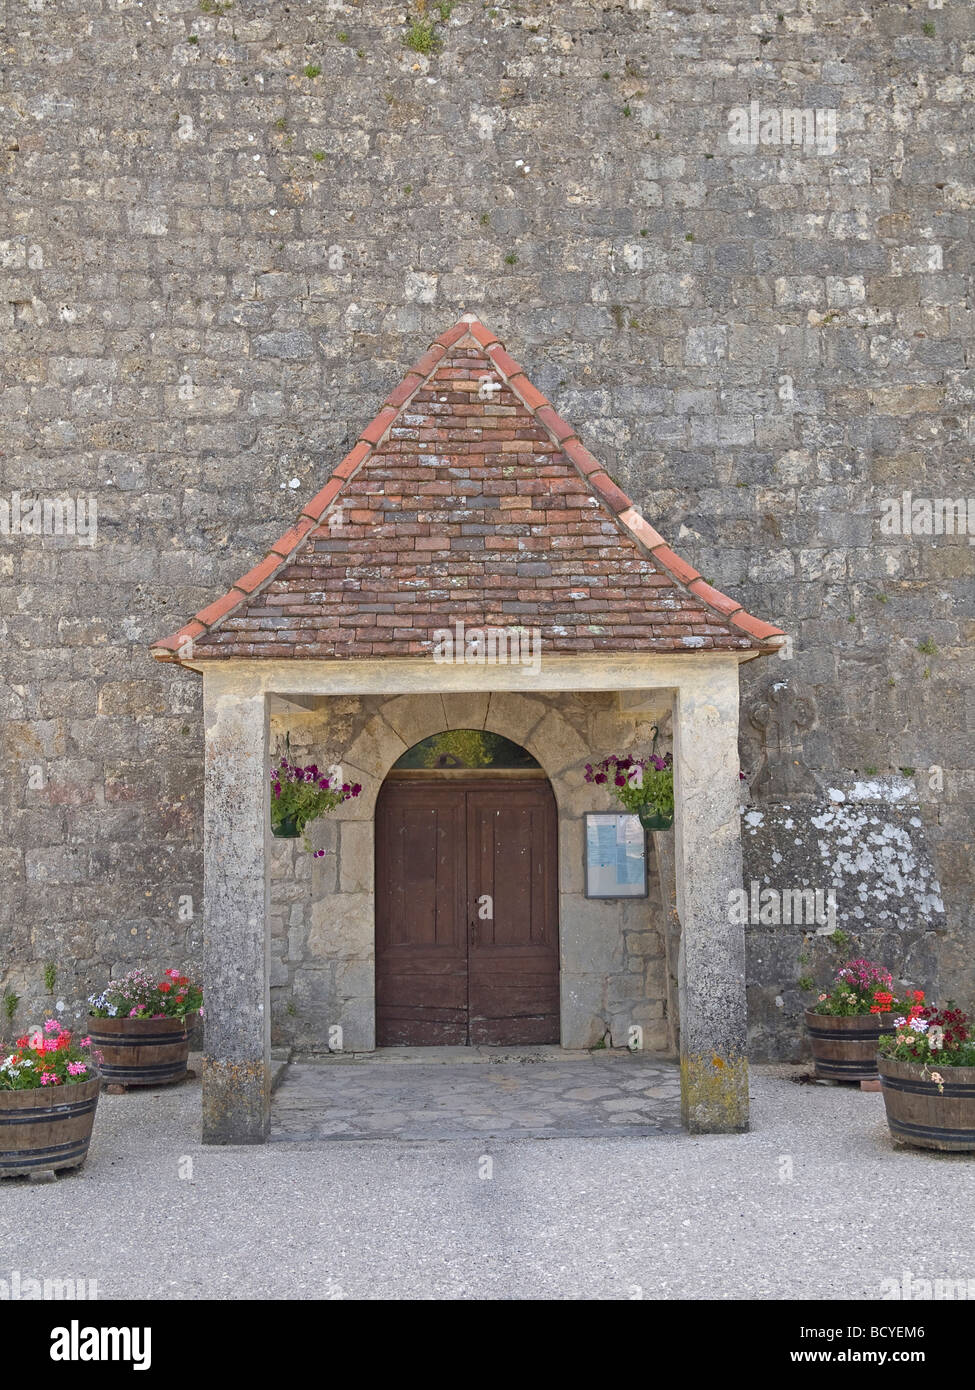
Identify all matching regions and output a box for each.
[89,968,203,1021]
[585,752,674,821]
[43,961,57,993]
[304,63,322,77]
[917,637,937,655]
[0,1021,98,1091]
[199,0,232,12]
[922,21,935,36]
[811,959,896,1017]
[187,35,199,44]
[312,151,326,163]
[337,31,349,42]
[797,976,814,993]
[900,766,915,777]
[504,252,518,265]
[438,2,454,21]
[622,104,632,117]
[405,17,441,54]
[829,929,851,949]
[399,730,523,770]
[3,990,18,1025]
[879,1002,975,1069]
[272,762,361,851]
[479,212,490,226]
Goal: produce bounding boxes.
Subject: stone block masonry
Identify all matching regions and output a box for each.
[267,690,677,1059]
[0,1,971,1053]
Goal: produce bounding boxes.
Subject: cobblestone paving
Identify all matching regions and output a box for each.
[270,1049,682,1141]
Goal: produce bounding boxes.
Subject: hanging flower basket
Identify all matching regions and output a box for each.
[270,759,363,854]
[272,812,301,840]
[585,729,674,833]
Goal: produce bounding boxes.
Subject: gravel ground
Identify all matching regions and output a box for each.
[3,1059,973,1300]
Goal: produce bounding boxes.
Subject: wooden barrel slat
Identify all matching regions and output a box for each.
[805,1009,889,1081]
[87,1015,190,1087]
[0,1078,100,1177]
[880,1057,975,1152]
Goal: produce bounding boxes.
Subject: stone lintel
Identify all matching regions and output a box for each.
[179,651,746,696]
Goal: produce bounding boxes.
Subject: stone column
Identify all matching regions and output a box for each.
[673,662,748,1133]
[201,669,270,1144]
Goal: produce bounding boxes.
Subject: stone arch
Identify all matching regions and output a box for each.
[337,690,588,824]
[273,686,672,1058]
[294,690,590,1052]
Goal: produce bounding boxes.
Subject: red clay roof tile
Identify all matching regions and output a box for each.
[506,373,549,412]
[588,471,633,516]
[150,316,785,663]
[534,405,577,443]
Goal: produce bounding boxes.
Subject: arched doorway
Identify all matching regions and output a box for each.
[375,731,560,1046]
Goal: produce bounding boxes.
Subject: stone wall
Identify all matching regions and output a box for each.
[742,776,947,1060]
[1,0,971,1045]
[268,690,674,1053]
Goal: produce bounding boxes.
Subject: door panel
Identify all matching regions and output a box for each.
[467,786,559,1045]
[375,785,468,1045]
[374,778,559,1047]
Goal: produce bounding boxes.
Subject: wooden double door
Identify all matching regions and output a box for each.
[375,777,559,1046]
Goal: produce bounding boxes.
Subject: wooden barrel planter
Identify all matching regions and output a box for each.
[87,1015,190,1087]
[805,1010,888,1081]
[0,1077,100,1177]
[879,1057,975,1152]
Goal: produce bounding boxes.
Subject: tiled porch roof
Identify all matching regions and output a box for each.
[150,316,785,664]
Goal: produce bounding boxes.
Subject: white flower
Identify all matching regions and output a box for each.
[909,1017,928,1033]
[893,1016,906,1028]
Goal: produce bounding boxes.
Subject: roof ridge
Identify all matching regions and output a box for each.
[150,317,785,660]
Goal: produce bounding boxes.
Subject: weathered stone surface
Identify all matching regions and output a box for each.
[201,675,270,1144]
[1,0,970,1117]
[269,689,673,1058]
[674,662,750,1131]
[742,775,948,1061]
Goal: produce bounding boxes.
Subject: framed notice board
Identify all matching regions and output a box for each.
[584,813,648,899]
